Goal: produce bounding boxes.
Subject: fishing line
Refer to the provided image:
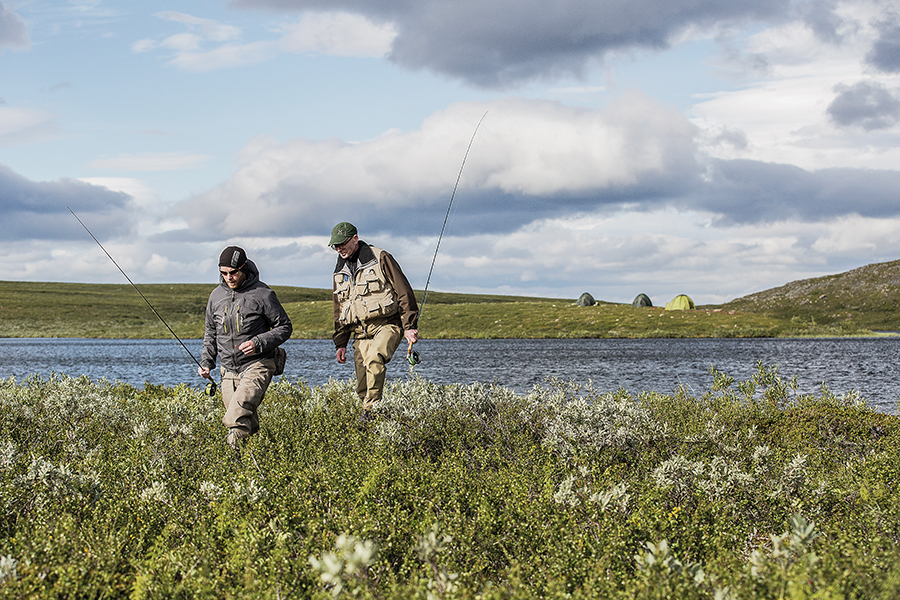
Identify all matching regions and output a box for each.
[67,206,217,394]
[408,110,488,366]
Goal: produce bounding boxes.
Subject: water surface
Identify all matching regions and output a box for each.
[0,337,897,413]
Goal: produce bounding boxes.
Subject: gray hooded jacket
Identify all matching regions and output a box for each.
[200,259,292,374]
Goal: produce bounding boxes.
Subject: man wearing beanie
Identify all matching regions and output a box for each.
[199,246,293,448]
[329,222,418,419]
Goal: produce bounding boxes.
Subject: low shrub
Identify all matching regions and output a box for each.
[0,365,897,598]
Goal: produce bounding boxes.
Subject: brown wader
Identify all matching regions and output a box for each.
[220,357,276,444]
[352,318,404,410]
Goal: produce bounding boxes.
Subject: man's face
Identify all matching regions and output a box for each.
[220,266,247,289]
[334,235,359,259]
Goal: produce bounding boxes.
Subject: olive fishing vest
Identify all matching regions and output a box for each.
[334,246,400,326]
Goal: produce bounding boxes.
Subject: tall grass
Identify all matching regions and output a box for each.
[0,366,897,598]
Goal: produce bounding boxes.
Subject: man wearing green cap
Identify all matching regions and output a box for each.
[330,222,418,417]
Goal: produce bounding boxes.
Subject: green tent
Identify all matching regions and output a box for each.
[576,292,596,307]
[632,293,652,308]
[665,294,695,310]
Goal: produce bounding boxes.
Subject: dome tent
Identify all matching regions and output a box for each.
[665,294,695,310]
[576,292,596,307]
[632,293,652,308]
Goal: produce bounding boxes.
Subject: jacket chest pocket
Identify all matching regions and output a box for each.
[213,299,231,329]
[236,299,268,333]
[239,310,264,332]
[218,305,243,332]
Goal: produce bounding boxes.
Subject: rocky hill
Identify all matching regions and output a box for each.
[720,258,900,331]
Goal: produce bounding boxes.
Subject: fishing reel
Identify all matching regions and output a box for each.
[205,380,218,396]
[407,349,421,366]
[406,339,421,366]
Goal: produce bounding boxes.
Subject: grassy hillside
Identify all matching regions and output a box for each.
[412,301,811,339]
[2,259,900,338]
[721,258,900,331]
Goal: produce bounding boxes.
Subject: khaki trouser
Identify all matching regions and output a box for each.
[220,358,276,435]
[353,322,403,409]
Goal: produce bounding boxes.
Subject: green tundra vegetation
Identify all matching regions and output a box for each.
[2,261,900,597]
[4,256,900,339]
[0,366,898,598]
[720,259,900,332]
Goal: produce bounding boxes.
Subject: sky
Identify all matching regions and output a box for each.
[2,0,900,306]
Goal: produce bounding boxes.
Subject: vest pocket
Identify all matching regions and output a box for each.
[362,294,396,316]
[334,274,351,301]
[360,268,383,294]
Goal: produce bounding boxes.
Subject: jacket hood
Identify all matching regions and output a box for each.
[219,258,261,291]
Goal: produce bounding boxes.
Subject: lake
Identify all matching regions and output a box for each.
[0,337,897,413]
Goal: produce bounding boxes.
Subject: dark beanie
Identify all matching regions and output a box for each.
[219,246,247,269]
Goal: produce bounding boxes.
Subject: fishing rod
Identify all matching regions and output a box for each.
[67,206,217,395]
[409,110,488,366]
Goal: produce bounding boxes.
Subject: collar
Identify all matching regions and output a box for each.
[335,240,376,273]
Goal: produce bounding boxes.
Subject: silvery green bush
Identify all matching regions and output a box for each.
[0,365,897,599]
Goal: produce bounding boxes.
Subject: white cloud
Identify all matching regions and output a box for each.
[45,240,199,284]
[132,11,266,70]
[154,11,241,43]
[176,94,699,237]
[165,40,276,71]
[476,93,696,195]
[144,253,173,278]
[377,208,896,304]
[158,32,206,53]
[76,177,196,238]
[691,0,900,170]
[131,11,241,53]
[0,106,62,147]
[134,10,396,71]
[77,177,156,205]
[0,106,52,136]
[277,12,397,57]
[131,38,156,53]
[811,214,900,255]
[4,203,897,305]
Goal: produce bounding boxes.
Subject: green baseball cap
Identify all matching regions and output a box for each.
[329,222,357,246]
